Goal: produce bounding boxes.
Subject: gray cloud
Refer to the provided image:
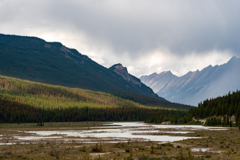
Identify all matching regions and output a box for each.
[0,0,239,77]
[41,0,240,55]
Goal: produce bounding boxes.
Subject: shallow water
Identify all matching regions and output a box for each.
[104,122,227,130]
[20,122,226,142]
[191,148,222,153]
[15,136,62,140]
[24,130,196,142]
[3,122,228,144]
[191,148,210,152]
[0,143,16,145]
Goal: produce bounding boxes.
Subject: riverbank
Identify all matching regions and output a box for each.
[0,122,239,159]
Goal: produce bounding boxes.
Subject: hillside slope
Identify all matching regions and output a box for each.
[0,75,148,109]
[188,90,240,126]
[140,56,240,106]
[0,75,190,123]
[0,34,192,110]
[0,34,157,98]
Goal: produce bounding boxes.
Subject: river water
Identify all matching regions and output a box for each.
[14,122,226,143]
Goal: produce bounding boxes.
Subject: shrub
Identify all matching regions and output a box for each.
[92,143,103,152]
[50,147,60,159]
[206,155,211,158]
[80,146,87,152]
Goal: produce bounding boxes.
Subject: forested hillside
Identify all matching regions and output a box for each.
[0,75,147,109]
[0,75,188,123]
[0,98,188,123]
[0,34,192,110]
[188,90,240,126]
[0,75,191,110]
[0,34,157,99]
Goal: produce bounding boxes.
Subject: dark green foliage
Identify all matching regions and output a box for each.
[144,110,188,124]
[0,97,186,123]
[0,35,151,97]
[188,90,240,126]
[205,117,222,126]
[0,74,148,109]
[113,93,192,110]
[92,143,103,152]
[36,122,44,126]
[206,155,211,158]
[79,146,87,152]
[0,75,192,125]
[0,34,193,110]
[176,147,194,160]
[160,143,174,148]
[150,143,155,154]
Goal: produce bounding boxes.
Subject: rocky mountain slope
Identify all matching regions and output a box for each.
[140,56,240,106]
[109,64,142,87]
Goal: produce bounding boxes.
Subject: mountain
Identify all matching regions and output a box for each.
[0,33,157,97]
[0,33,192,109]
[109,64,142,87]
[140,56,240,106]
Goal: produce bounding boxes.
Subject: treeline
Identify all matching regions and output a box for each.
[205,116,234,127]
[0,75,191,125]
[188,90,240,126]
[113,92,192,110]
[0,98,187,124]
[145,110,189,124]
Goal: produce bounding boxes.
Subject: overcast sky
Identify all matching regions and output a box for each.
[1,0,239,77]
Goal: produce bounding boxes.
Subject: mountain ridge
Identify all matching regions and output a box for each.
[140,56,240,106]
[109,63,142,87]
[0,33,155,96]
[0,33,193,109]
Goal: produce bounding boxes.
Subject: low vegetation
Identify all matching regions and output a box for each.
[0,122,240,159]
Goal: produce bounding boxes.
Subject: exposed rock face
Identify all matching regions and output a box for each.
[110,64,141,87]
[140,56,240,106]
[112,64,130,81]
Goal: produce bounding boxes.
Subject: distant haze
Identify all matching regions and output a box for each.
[140,56,240,106]
[0,1,240,77]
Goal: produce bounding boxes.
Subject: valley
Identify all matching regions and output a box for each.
[0,34,240,160]
[0,122,239,160]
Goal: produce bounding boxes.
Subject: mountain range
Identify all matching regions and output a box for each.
[0,33,191,109]
[140,56,240,106]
